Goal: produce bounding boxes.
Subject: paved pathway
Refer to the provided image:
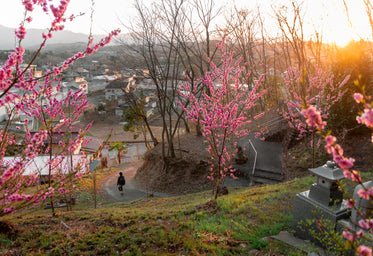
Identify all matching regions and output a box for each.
[101,143,170,202]
[102,161,169,202]
[101,138,273,203]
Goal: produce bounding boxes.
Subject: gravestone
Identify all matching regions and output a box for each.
[351,181,373,224]
[292,161,350,241]
[338,180,373,243]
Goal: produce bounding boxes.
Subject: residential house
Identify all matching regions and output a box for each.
[105,77,136,102]
[29,121,85,155]
[81,136,103,155]
[115,105,127,117]
[76,66,90,78]
[3,155,89,185]
[74,77,88,94]
[0,102,35,132]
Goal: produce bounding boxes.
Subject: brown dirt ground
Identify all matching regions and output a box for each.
[133,133,213,195]
[133,130,373,195]
[83,111,163,142]
[83,111,214,195]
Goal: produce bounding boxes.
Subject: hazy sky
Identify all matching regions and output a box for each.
[0,0,371,46]
[0,0,133,34]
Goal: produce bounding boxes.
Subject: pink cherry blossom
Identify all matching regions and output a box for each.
[337,157,354,170]
[179,38,265,199]
[358,245,372,256]
[359,219,371,230]
[358,189,370,200]
[325,135,336,146]
[343,231,355,241]
[346,199,356,208]
[354,93,364,103]
[357,108,373,128]
[0,0,119,217]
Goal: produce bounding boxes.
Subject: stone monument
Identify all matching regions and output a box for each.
[292,161,350,241]
[338,181,373,240]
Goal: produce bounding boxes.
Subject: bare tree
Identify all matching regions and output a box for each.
[218,6,260,86]
[343,0,373,40]
[272,1,308,72]
[119,0,223,164]
[127,0,190,161]
[174,0,222,136]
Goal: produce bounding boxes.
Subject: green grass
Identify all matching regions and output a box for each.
[0,177,315,255]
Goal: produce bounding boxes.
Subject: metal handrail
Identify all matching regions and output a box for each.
[259,116,286,129]
[248,139,257,185]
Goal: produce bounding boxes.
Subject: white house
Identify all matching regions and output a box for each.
[3,155,89,184]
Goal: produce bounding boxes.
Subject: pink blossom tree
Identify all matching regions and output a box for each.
[179,40,266,199]
[279,67,349,167]
[302,92,373,255]
[0,0,119,218]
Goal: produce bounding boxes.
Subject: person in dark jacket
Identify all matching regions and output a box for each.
[117,172,126,192]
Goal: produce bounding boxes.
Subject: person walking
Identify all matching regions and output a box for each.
[117,172,126,194]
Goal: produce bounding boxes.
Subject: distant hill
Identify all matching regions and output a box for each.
[0,25,101,50]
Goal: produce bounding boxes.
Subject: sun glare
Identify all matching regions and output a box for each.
[304,0,371,47]
[330,34,355,48]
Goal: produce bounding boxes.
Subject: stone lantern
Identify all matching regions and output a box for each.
[308,161,345,207]
[292,161,350,241]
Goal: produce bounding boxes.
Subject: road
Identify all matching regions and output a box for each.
[101,160,169,202]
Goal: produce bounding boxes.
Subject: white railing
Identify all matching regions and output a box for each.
[248,139,257,185]
[259,116,286,131]
[259,116,284,127]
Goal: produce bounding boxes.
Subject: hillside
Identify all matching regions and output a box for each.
[0,176,314,255]
[1,129,372,255]
[134,133,212,195]
[0,25,109,50]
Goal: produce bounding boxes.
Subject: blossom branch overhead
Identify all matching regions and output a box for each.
[0,0,120,216]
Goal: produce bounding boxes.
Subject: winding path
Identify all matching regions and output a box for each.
[101,159,251,202]
[101,161,169,202]
[100,139,266,203]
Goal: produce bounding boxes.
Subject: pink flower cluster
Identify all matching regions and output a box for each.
[0,0,119,217]
[280,67,348,140]
[302,106,359,181]
[86,29,121,56]
[179,39,265,191]
[353,93,373,140]
[354,93,364,103]
[358,246,372,256]
[15,25,26,40]
[301,105,326,130]
[357,108,373,129]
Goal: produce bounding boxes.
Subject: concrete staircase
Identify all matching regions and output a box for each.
[233,133,284,185]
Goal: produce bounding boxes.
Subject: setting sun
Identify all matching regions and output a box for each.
[324,25,356,47]
[305,0,371,47]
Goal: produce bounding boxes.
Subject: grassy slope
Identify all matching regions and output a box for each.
[0,176,315,256]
